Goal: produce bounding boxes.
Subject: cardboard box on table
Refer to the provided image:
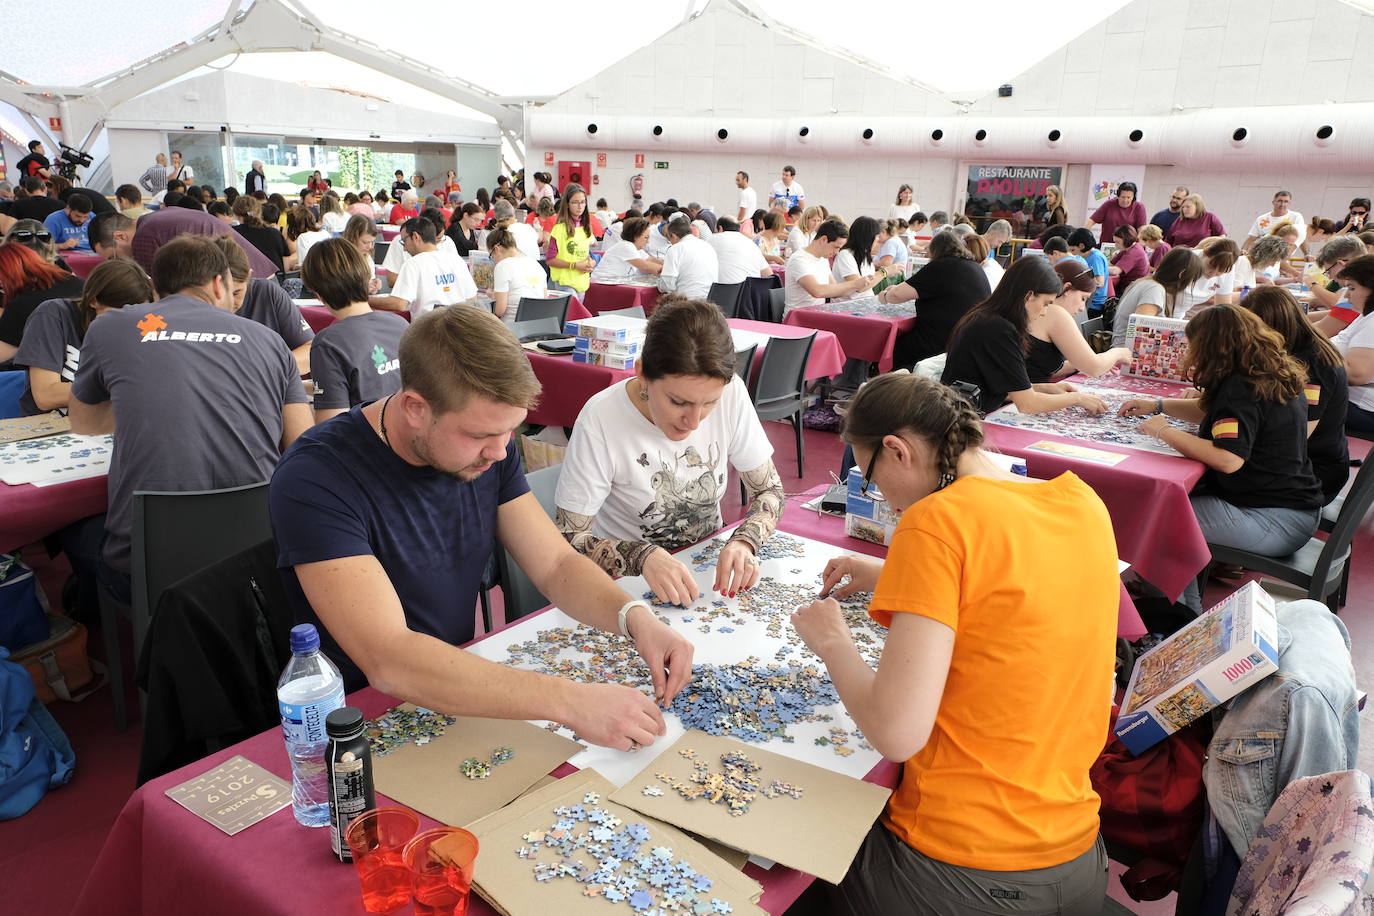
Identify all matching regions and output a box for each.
[1123,314,1189,384]
[1115,582,1279,755]
[844,466,900,546]
[571,349,639,371]
[564,314,649,342]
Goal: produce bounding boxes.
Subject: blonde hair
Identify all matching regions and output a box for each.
[799,205,827,233]
[1182,193,1208,217]
[399,307,541,414]
[1139,224,1164,243]
[1268,219,1300,242]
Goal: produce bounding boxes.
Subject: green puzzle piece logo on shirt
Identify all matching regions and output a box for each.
[370,345,389,369]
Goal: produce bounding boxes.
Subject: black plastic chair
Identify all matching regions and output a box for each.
[750,332,816,478]
[733,343,757,384]
[101,482,273,730]
[708,282,745,319]
[604,305,647,321]
[1080,316,1104,340]
[1196,457,1374,612]
[512,294,572,341]
[493,465,563,624]
[767,287,786,323]
[373,241,390,265]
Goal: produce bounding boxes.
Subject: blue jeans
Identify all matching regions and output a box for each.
[1180,495,1319,611]
[1346,401,1374,436]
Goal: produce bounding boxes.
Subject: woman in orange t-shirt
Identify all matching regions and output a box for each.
[792,373,1118,915]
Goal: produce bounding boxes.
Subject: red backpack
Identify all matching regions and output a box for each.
[1090,715,1209,901]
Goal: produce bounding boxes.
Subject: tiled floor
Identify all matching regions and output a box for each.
[1,421,1369,916]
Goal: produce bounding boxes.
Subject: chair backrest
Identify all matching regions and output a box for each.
[372,241,390,265]
[514,294,571,325]
[495,464,562,622]
[130,482,273,657]
[707,282,744,319]
[1311,455,1374,594]
[0,370,26,419]
[751,333,815,417]
[605,305,646,321]
[733,344,757,384]
[1080,316,1104,339]
[767,286,786,323]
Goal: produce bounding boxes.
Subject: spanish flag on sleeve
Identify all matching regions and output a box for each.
[1211,417,1240,439]
[1304,384,1321,407]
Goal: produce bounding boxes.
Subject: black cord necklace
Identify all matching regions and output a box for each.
[378,395,392,446]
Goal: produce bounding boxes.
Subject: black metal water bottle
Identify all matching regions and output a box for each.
[326,706,376,862]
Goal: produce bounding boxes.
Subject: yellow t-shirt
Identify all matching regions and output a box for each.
[869,472,1118,871]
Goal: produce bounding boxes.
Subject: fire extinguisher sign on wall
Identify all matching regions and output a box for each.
[634,153,645,169]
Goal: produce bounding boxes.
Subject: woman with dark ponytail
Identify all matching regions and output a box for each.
[792,373,1116,915]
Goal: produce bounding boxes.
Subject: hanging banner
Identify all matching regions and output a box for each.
[965,164,1062,235]
[1085,164,1147,225]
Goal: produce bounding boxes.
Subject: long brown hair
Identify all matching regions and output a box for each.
[1240,286,1341,368]
[842,373,984,486]
[1182,304,1306,407]
[1152,247,1204,317]
[640,296,735,382]
[554,184,592,238]
[76,258,153,333]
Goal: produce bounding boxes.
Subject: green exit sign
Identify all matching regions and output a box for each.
[654,161,669,169]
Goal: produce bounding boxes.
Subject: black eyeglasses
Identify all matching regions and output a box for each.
[860,449,885,500]
[9,229,52,241]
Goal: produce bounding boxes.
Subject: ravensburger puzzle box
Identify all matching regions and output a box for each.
[1115,581,1279,755]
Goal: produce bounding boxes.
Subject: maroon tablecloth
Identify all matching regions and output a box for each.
[72,517,903,916]
[299,299,591,335]
[378,226,401,241]
[782,306,915,373]
[780,488,1145,638]
[525,321,847,428]
[0,476,108,553]
[64,252,105,278]
[583,283,660,315]
[982,423,1208,602]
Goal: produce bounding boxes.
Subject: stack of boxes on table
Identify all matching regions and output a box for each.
[564,314,648,371]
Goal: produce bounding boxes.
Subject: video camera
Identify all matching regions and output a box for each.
[55,143,93,180]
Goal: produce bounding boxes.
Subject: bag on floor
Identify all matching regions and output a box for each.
[0,554,49,651]
[8,614,104,704]
[0,647,76,820]
[1091,716,1209,901]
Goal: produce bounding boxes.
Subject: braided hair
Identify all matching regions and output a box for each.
[842,374,983,491]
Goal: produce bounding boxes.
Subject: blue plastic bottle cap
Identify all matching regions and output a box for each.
[289,623,320,653]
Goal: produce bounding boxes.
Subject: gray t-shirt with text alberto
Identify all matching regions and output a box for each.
[72,293,308,573]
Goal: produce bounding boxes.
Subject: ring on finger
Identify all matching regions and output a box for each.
[628,740,641,752]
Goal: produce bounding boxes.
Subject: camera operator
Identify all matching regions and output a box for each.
[15,141,51,182]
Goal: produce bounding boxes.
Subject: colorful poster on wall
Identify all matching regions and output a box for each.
[1086,164,1147,226]
[964,164,1062,236]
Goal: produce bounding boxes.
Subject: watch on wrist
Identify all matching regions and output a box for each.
[618,599,651,638]
[1155,398,1165,415]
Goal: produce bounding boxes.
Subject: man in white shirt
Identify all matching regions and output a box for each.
[708,218,772,285]
[381,212,462,286]
[784,220,874,312]
[1242,190,1307,256]
[735,171,758,223]
[770,166,805,211]
[658,218,719,300]
[646,218,673,260]
[373,217,477,317]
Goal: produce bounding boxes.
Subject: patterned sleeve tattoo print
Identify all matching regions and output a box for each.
[729,459,784,554]
[556,507,661,577]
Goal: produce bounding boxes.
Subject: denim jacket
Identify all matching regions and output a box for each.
[1203,600,1360,855]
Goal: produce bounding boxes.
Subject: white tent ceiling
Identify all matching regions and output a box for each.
[0,0,1131,113]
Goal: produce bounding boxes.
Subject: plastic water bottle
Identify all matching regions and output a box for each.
[278,624,345,827]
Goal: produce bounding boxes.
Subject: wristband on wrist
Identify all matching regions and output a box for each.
[618,599,651,638]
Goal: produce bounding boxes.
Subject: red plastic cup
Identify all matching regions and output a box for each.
[345,807,420,914]
[404,827,480,916]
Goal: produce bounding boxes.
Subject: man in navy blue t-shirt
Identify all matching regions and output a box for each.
[270,306,694,752]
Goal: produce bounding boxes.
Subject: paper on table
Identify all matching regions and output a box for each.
[164,755,292,836]
[0,413,71,444]
[0,433,113,485]
[465,530,885,786]
[610,732,891,885]
[1025,440,1130,466]
[371,705,582,828]
[464,768,764,916]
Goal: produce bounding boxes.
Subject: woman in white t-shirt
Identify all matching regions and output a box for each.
[555,298,785,605]
[1173,238,1240,320]
[886,184,920,221]
[590,217,663,283]
[1108,246,1205,348]
[831,216,886,300]
[286,205,332,265]
[786,206,826,257]
[1331,255,1374,434]
[487,227,550,325]
[320,193,349,233]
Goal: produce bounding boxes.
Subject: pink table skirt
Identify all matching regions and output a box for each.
[782,306,915,373]
[0,476,108,553]
[583,283,660,315]
[64,252,105,278]
[525,321,847,428]
[780,488,1144,638]
[982,424,1208,602]
[298,298,589,335]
